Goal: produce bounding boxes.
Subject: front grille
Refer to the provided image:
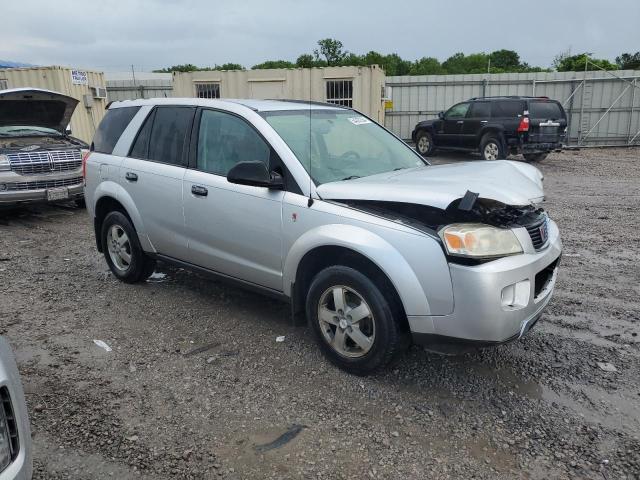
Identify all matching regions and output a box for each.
[5,176,82,191]
[8,149,82,175]
[534,259,558,298]
[525,216,549,250]
[0,387,19,462]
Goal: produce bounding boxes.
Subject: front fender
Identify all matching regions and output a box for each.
[283,224,432,316]
[92,181,153,252]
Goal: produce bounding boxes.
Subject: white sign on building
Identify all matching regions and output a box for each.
[71,70,88,85]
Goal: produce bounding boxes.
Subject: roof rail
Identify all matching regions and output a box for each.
[270,99,351,109]
[468,95,551,101]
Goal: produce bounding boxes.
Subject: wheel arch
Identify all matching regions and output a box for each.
[284,225,432,321]
[92,182,149,252]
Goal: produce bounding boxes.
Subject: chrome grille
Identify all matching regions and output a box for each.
[5,176,82,191]
[526,216,549,250]
[7,149,82,175]
[0,386,19,462]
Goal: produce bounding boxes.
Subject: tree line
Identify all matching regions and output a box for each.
[154,39,640,75]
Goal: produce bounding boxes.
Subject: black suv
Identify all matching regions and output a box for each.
[411,96,567,162]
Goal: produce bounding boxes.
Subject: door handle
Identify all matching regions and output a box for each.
[480,120,488,123]
[125,172,138,182]
[191,185,208,197]
[457,120,464,124]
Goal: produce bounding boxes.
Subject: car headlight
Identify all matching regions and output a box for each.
[0,155,10,172]
[439,223,523,258]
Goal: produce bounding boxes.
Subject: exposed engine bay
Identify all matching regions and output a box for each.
[339,197,545,235]
[0,135,85,152]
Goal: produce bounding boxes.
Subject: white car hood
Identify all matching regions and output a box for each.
[316,160,544,209]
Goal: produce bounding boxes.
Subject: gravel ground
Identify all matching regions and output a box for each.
[1,147,639,479]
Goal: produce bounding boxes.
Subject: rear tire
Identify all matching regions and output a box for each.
[480,134,506,160]
[523,152,548,162]
[306,266,407,376]
[415,131,436,157]
[101,211,156,283]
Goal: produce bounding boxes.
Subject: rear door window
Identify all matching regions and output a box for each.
[467,102,491,118]
[92,107,140,154]
[147,107,196,166]
[529,101,563,120]
[129,110,155,159]
[491,101,525,118]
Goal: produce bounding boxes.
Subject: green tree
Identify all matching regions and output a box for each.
[616,52,640,70]
[314,38,347,66]
[489,49,521,72]
[339,53,364,67]
[409,57,444,75]
[295,53,326,68]
[153,63,200,73]
[554,52,617,72]
[252,60,296,70]
[442,52,490,74]
[213,63,245,71]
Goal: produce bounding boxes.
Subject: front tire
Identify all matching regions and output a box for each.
[415,131,436,156]
[101,211,155,283]
[523,152,548,162]
[480,134,506,160]
[306,266,406,375]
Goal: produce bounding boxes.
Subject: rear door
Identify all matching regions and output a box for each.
[436,102,470,147]
[461,101,491,149]
[527,100,567,144]
[121,106,196,259]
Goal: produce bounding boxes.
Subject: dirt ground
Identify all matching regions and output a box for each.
[1,147,639,479]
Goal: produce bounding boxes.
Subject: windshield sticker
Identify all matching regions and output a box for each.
[348,117,372,125]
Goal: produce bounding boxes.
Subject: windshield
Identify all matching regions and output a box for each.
[0,125,62,137]
[263,110,426,185]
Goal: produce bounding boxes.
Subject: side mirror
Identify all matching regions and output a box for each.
[438,111,445,120]
[227,161,284,189]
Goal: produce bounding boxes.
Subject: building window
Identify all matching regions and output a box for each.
[195,83,220,99]
[0,79,8,90]
[326,79,353,107]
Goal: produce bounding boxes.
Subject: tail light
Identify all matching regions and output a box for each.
[81,149,90,182]
[517,116,530,133]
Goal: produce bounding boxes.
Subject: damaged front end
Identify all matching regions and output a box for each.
[338,193,547,264]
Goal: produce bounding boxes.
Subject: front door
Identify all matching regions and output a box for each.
[182,108,285,291]
[437,102,469,147]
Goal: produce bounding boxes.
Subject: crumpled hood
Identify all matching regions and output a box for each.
[316,160,544,209]
[0,88,79,132]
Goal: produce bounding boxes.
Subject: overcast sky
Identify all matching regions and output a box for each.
[2,0,639,72]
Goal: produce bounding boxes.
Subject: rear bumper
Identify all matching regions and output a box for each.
[520,142,563,152]
[409,219,562,346]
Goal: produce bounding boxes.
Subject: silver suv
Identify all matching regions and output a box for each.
[84,98,562,374]
[0,88,87,207]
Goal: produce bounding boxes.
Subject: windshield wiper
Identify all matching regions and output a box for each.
[341,175,361,181]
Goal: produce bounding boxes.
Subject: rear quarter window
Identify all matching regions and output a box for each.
[92,107,140,154]
[529,101,563,120]
[491,101,525,118]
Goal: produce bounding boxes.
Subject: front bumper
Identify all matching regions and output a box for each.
[409,219,562,346]
[0,170,83,206]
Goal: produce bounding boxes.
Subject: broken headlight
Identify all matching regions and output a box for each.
[439,223,523,258]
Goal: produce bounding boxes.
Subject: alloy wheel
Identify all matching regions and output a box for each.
[106,224,132,272]
[484,142,500,160]
[317,285,376,358]
[417,136,430,154]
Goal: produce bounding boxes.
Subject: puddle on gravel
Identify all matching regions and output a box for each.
[470,363,640,435]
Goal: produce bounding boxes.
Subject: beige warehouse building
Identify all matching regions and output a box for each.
[172,65,387,123]
[0,66,107,143]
